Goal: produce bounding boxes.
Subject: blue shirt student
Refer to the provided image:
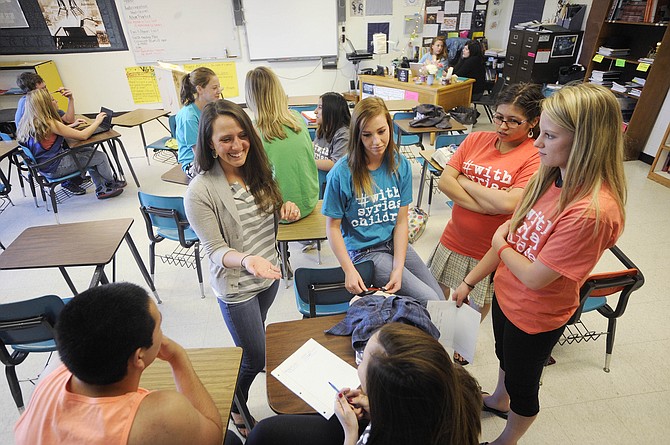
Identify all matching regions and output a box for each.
[175,102,201,172]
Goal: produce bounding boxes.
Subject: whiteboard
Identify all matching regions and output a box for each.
[121,0,240,63]
[243,0,338,61]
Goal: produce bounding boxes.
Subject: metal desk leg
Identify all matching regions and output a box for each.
[416,159,429,209]
[101,140,124,183]
[112,138,141,188]
[138,123,151,165]
[124,233,162,304]
[58,266,79,295]
[278,241,290,288]
[234,388,256,434]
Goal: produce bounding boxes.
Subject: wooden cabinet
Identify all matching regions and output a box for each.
[583,0,670,160]
[648,122,670,188]
[0,61,66,111]
[502,29,583,85]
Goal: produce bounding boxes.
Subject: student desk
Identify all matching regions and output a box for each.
[0,140,19,192]
[288,95,321,106]
[161,164,190,186]
[140,347,243,443]
[0,218,162,303]
[417,149,444,211]
[266,314,353,414]
[276,201,326,285]
[112,109,170,165]
[67,129,141,188]
[358,75,474,112]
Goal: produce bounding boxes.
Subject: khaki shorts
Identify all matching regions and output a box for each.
[428,243,494,307]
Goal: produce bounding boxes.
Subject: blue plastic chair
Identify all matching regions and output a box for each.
[419,133,468,212]
[0,294,69,411]
[294,260,375,318]
[138,192,205,298]
[393,111,423,160]
[146,115,178,162]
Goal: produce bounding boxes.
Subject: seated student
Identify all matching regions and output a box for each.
[14,282,240,445]
[16,88,124,200]
[15,71,86,194]
[246,323,482,445]
[452,40,487,101]
[419,35,448,65]
[176,67,222,177]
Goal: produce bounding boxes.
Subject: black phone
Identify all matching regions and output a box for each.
[357,287,386,296]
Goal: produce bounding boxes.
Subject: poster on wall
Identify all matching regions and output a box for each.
[38,0,110,49]
[0,0,29,28]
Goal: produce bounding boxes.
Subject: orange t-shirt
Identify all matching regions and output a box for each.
[440,132,540,259]
[14,364,151,445]
[494,184,624,334]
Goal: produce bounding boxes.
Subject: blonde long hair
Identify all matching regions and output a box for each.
[348,97,398,198]
[16,88,61,143]
[510,83,626,234]
[245,67,302,141]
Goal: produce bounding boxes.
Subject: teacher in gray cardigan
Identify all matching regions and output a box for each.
[184,99,300,438]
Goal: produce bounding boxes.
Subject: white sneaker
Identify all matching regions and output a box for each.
[301,241,317,253]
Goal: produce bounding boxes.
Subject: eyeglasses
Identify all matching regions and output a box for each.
[492,115,527,128]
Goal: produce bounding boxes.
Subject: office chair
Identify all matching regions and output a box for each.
[392,111,423,160]
[294,260,375,318]
[558,246,644,372]
[0,295,66,412]
[18,143,96,223]
[418,133,467,213]
[138,192,205,298]
[146,115,178,164]
[473,77,506,123]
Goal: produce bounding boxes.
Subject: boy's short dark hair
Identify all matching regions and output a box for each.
[56,282,155,385]
[16,72,44,93]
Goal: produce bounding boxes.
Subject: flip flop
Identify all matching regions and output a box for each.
[453,352,469,366]
[481,392,509,420]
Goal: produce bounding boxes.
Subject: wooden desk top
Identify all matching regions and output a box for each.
[276,201,326,243]
[0,218,133,270]
[140,347,242,439]
[66,129,122,149]
[161,164,190,186]
[288,95,320,106]
[0,140,19,159]
[385,99,419,111]
[266,314,354,414]
[112,109,169,127]
[419,149,443,172]
[359,75,474,93]
[394,118,466,135]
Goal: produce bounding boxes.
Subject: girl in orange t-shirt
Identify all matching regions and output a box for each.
[429,83,543,365]
[453,83,627,445]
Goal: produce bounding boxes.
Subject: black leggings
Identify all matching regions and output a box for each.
[491,296,565,417]
[246,414,368,445]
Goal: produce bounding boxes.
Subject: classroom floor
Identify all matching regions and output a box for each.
[1,117,669,444]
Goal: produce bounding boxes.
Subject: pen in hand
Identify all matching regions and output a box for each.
[328,381,339,393]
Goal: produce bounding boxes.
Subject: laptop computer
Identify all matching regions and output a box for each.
[409,62,423,78]
[80,107,113,135]
[345,38,372,61]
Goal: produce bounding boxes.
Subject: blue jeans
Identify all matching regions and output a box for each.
[217,280,279,407]
[51,147,115,190]
[349,240,443,301]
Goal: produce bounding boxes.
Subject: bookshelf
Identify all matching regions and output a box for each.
[648,121,670,188]
[583,0,670,160]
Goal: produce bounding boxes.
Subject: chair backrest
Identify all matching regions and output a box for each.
[0,295,64,347]
[568,246,644,324]
[168,115,177,138]
[435,133,468,149]
[138,191,189,232]
[0,132,11,141]
[19,144,38,165]
[294,260,375,318]
[489,77,506,101]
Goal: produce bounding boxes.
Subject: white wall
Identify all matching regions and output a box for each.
[644,91,670,157]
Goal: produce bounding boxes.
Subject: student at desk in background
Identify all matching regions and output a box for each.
[452,40,487,101]
[14,282,238,445]
[419,35,448,65]
[15,71,87,195]
[313,92,351,184]
[176,67,221,178]
[16,89,125,200]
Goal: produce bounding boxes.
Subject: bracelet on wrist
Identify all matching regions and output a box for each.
[497,244,512,258]
[462,279,475,290]
[240,254,252,268]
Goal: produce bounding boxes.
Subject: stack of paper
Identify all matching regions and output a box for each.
[301,110,317,123]
[589,70,621,86]
[598,46,630,57]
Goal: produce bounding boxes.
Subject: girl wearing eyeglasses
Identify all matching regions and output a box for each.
[429,83,544,364]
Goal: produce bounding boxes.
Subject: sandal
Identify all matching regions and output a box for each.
[454,351,469,366]
[230,413,255,438]
[481,392,509,420]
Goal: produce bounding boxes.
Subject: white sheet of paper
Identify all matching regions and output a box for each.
[423,24,440,36]
[459,12,473,30]
[271,338,360,419]
[444,1,460,14]
[427,300,480,363]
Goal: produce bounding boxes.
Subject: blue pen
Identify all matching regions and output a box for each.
[328,381,339,393]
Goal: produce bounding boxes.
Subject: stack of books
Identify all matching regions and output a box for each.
[637,57,655,64]
[589,70,621,86]
[598,46,630,57]
[610,78,645,96]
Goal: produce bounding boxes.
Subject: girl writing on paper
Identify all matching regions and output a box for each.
[452,83,626,444]
[184,99,301,438]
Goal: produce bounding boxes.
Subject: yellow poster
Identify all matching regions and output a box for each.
[125,67,161,104]
[183,62,239,98]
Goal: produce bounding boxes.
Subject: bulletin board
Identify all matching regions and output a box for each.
[0,0,127,55]
[120,0,240,63]
[243,0,338,61]
[424,0,488,39]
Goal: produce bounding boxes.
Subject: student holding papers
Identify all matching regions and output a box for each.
[184,100,301,438]
[246,323,482,445]
[452,84,626,445]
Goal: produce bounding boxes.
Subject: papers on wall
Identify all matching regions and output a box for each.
[373,33,388,54]
[125,66,161,104]
[459,12,472,30]
[444,1,460,14]
[426,300,480,364]
[271,338,360,419]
